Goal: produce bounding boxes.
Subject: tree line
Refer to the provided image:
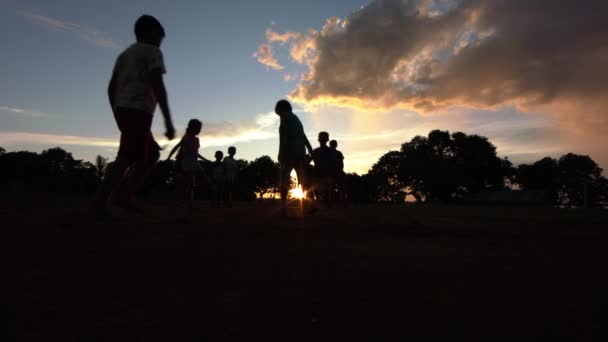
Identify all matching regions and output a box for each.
[1,129,606,207]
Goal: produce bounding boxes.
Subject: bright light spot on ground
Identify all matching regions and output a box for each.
[289,185,306,200]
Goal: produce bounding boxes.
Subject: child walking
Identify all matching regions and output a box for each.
[167,119,209,218]
[91,15,175,219]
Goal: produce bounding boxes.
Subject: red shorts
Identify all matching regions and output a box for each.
[114,107,158,164]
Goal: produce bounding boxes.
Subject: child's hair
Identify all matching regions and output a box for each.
[186,119,202,135]
[228,146,237,156]
[275,99,292,114]
[330,139,338,148]
[135,15,165,42]
[318,131,329,142]
[215,151,224,160]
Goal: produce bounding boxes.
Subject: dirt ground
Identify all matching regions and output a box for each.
[9,194,608,340]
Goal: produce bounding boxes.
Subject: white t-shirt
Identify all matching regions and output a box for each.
[223,156,238,182]
[178,135,201,173]
[111,43,166,114]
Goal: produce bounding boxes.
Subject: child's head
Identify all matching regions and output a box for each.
[274,99,292,117]
[318,131,329,145]
[228,146,237,157]
[215,150,224,161]
[186,119,202,136]
[330,139,338,149]
[135,15,165,47]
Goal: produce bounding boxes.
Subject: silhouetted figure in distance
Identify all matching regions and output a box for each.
[167,119,209,219]
[223,146,238,207]
[91,15,175,219]
[210,151,225,207]
[275,99,313,216]
[330,139,345,203]
[312,131,335,208]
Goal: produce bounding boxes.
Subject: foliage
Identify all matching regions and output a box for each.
[241,156,280,199]
[0,132,606,207]
[517,154,608,207]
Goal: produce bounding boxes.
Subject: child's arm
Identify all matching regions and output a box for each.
[166,141,182,160]
[107,74,117,112]
[150,70,175,140]
[303,133,313,156]
[198,154,212,164]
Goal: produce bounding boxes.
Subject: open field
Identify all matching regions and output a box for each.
[9,194,608,340]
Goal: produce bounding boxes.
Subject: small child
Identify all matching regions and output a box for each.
[167,119,208,218]
[223,146,238,207]
[210,151,225,207]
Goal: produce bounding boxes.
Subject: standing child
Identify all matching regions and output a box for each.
[210,151,225,207]
[167,119,208,218]
[91,15,175,219]
[312,131,335,208]
[223,146,238,207]
[330,139,345,203]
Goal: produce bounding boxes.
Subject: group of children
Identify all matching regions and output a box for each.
[166,119,239,217]
[90,15,345,220]
[302,132,345,207]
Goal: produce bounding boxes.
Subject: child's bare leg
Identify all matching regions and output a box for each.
[91,158,129,215]
[115,156,157,210]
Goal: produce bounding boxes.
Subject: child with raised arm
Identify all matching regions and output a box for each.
[167,119,209,218]
[92,15,175,219]
[223,146,238,207]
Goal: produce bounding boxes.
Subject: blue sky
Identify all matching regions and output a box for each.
[1,0,606,173]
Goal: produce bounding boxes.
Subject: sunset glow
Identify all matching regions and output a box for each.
[289,185,306,200]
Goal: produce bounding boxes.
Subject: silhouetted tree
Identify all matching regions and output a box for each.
[342,173,374,203]
[557,153,607,207]
[0,147,5,155]
[517,157,562,205]
[368,151,407,203]
[517,154,608,207]
[94,155,108,181]
[397,130,512,202]
[0,150,44,191]
[242,156,280,200]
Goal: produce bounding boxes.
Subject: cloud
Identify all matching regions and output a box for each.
[0,112,279,152]
[0,131,119,148]
[252,43,284,70]
[256,0,608,133]
[19,10,120,49]
[200,112,279,147]
[0,106,58,119]
[266,29,302,44]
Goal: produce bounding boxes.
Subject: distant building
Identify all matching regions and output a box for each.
[472,189,550,206]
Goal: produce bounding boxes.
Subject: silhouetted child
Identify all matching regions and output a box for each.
[301,154,315,200]
[330,139,345,203]
[167,119,209,218]
[275,99,313,217]
[91,15,175,219]
[312,131,336,208]
[210,151,225,207]
[223,146,238,207]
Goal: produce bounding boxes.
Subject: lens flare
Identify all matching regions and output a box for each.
[289,185,306,200]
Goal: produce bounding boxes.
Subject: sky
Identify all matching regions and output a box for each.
[1,0,607,174]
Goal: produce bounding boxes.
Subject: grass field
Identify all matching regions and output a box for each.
[9,194,608,340]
